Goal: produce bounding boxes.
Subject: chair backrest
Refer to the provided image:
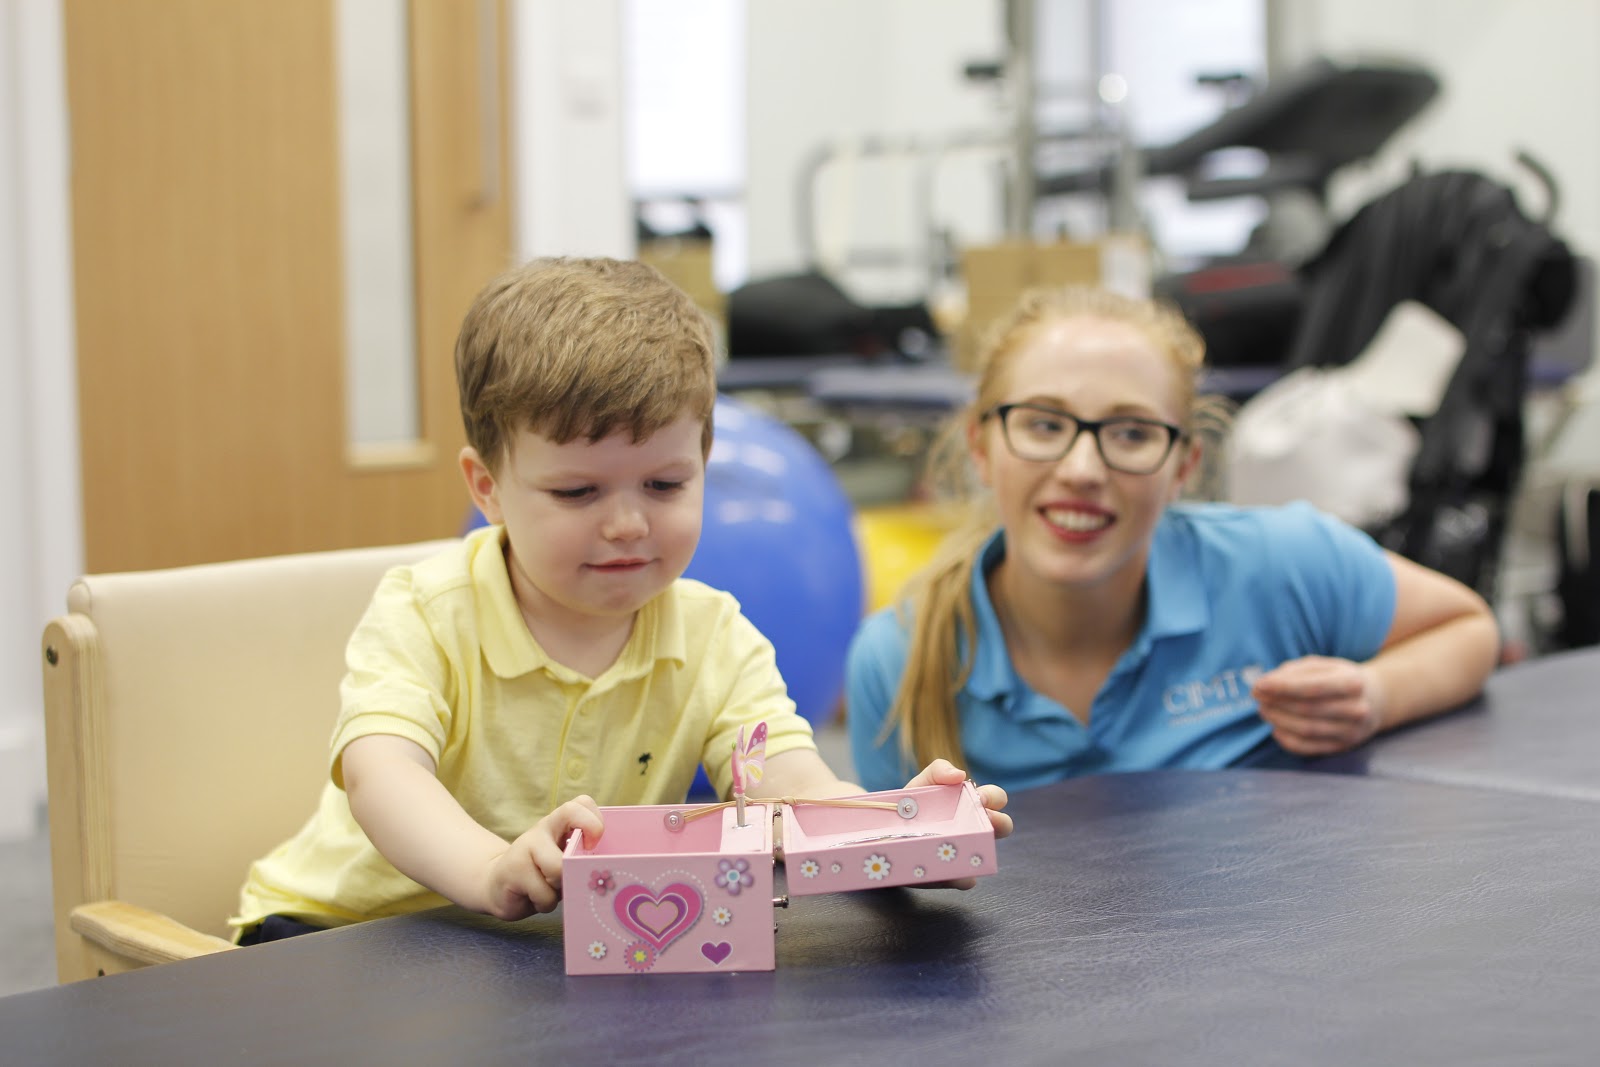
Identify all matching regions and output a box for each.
[42,539,458,978]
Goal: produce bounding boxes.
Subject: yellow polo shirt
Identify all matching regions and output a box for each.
[230,525,816,933]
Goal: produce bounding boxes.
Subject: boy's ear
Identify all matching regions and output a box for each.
[459,446,504,524]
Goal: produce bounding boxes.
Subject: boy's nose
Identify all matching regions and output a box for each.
[602,500,649,541]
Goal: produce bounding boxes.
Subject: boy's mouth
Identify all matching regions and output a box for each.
[589,558,651,572]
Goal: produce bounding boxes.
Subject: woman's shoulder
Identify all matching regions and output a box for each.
[852,602,911,646]
[1164,500,1384,585]
[1165,499,1355,548]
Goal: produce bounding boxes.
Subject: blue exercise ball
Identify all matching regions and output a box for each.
[687,394,863,725]
[465,395,864,796]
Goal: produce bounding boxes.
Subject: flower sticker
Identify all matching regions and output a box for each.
[717,858,755,896]
[587,941,607,960]
[970,854,983,868]
[914,866,926,879]
[799,859,820,879]
[588,869,614,896]
[623,941,655,973]
[712,906,732,926]
[863,854,891,880]
[830,862,842,875]
[937,842,958,862]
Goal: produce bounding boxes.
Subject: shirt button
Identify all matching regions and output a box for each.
[567,758,585,777]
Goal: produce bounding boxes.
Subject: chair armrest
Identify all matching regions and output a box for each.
[69,900,236,966]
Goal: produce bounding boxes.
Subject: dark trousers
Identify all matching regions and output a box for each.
[236,914,328,946]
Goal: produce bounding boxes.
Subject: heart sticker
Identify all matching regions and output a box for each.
[701,941,732,964]
[613,882,704,953]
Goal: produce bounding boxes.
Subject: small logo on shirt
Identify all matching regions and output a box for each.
[1162,664,1265,725]
[638,752,652,775]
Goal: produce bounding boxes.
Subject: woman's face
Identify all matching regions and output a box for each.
[970,315,1197,596]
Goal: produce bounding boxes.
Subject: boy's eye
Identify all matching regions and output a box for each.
[647,480,686,493]
[550,487,594,501]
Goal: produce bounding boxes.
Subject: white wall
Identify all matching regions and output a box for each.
[0,0,79,841]
[1271,0,1600,260]
[511,0,632,261]
[744,0,1008,304]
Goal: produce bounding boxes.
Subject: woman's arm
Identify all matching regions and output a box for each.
[1366,550,1502,726]
[1253,551,1500,755]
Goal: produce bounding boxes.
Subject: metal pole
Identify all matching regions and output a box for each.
[1005,0,1037,238]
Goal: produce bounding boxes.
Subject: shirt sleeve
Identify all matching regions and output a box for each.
[1268,501,1398,663]
[329,567,456,789]
[699,608,817,800]
[844,608,917,792]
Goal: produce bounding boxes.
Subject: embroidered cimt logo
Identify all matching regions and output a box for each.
[638,752,652,775]
[1161,664,1265,723]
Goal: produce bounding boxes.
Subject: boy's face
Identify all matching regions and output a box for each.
[461,415,706,627]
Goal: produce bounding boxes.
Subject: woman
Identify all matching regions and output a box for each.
[845,285,1499,793]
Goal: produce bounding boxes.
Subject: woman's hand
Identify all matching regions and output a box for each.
[1252,655,1385,757]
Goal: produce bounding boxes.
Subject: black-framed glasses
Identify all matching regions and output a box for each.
[985,403,1184,474]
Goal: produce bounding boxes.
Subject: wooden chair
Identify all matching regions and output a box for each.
[40,539,458,983]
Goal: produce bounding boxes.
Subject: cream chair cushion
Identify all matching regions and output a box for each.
[43,539,458,982]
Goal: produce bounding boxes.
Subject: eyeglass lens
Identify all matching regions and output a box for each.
[1001,406,1173,472]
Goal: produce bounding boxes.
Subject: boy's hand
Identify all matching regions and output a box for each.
[1252,655,1385,756]
[901,759,1012,890]
[479,796,605,921]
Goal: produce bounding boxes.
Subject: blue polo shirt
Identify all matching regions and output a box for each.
[845,501,1397,793]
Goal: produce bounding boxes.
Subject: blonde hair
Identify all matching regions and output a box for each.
[883,285,1224,773]
[455,257,718,471]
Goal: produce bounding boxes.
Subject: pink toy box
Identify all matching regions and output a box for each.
[562,781,998,975]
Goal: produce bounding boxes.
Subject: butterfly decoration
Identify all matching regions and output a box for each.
[730,721,767,826]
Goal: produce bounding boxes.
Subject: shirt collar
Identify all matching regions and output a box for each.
[472,526,687,682]
[963,515,1210,699]
[1139,508,1211,645]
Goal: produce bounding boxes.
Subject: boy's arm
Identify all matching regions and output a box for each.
[342,734,604,920]
[752,746,862,801]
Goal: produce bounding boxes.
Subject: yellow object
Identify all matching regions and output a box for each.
[855,503,966,614]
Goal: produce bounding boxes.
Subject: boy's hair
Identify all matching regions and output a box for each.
[455,257,718,470]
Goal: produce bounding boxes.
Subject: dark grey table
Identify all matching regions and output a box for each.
[6,768,1600,1065]
[1315,645,1600,801]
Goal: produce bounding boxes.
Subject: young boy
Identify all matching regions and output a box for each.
[231,257,1010,942]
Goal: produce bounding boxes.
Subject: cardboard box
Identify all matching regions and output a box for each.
[638,237,726,335]
[954,235,1150,370]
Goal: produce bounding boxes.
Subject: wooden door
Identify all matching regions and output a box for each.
[65,0,511,572]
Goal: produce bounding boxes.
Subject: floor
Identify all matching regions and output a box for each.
[0,808,54,997]
[0,722,857,998]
